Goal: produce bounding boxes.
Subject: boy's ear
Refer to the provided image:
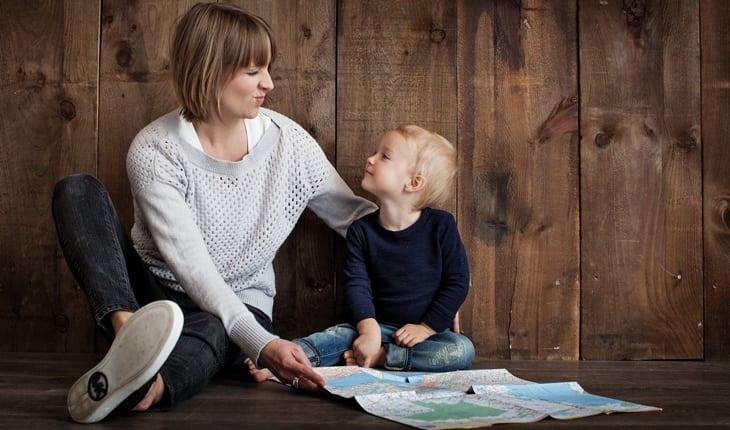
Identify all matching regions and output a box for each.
[405,174,426,193]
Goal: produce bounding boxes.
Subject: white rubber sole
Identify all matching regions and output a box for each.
[67,300,184,423]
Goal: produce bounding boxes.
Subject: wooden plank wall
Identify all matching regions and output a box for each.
[579,1,703,359]
[0,0,727,360]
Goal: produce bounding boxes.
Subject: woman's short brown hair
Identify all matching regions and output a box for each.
[170,2,276,122]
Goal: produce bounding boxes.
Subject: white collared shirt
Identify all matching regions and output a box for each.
[187,112,272,155]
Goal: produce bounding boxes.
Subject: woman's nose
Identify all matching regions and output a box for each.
[260,69,274,91]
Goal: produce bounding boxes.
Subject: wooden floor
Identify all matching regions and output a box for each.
[1,353,729,429]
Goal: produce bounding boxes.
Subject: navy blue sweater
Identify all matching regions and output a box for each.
[343,207,470,332]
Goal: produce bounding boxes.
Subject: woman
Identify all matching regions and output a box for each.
[52,3,376,423]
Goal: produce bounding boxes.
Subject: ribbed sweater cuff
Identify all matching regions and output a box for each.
[230,315,279,367]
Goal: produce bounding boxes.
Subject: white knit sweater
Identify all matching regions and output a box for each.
[126,107,377,365]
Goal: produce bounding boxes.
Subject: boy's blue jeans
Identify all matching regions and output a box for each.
[293,322,475,372]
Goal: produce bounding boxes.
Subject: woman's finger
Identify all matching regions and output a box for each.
[290,359,325,387]
[296,376,323,392]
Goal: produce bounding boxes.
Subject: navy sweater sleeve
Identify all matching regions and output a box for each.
[421,213,470,332]
[343,222,376,325]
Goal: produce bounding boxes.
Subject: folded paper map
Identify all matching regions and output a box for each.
[273,366,660,429]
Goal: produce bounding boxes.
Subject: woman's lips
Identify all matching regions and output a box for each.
[254,96,265,106]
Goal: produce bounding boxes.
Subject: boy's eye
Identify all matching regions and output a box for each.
[382,154,390,160]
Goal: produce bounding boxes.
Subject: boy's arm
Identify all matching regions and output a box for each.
[343,224,378,330]
[344,225,384,364]
[421,214,470,333]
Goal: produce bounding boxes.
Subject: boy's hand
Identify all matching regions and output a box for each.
[393,323,436,348]
[352,333,382,367]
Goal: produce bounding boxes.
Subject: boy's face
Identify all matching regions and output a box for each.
[361,131,416,200]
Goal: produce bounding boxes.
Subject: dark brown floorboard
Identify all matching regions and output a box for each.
[1,354,728,429]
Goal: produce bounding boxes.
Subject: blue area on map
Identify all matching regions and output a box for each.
[327,370,432,389]
[502,383,634,407]
[327,372,409,388]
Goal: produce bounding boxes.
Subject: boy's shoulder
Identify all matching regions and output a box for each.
[427,207,455,221]
[425,207,457,229]
[349,208,380,231]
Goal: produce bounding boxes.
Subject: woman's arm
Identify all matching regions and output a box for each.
[307,163,378,237]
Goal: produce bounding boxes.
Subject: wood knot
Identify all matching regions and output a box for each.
[429,28,446,43]
[642,122,655,139]
[54,313,70,333]
[116,41,132,68]
[715,197,730,231]
[676,131,698,151]
[595,132,610,148]
[622,0,646,28]
[59,99,76,121]
[301,25,312,39]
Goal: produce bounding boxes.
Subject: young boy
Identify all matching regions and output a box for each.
[246,125,474,383]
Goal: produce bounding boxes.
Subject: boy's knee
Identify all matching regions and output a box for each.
[325,323,358,339]
[432,333,475,370]
[457,335,476,367]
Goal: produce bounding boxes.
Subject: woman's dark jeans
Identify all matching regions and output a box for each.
[52,173,273,409]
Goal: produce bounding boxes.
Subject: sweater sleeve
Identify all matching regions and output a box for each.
[127,133,279,366]
[421,214,470,332]
[343,223,377,325]
[294,127,377,238]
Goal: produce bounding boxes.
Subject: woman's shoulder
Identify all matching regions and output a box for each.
[133,109,180,145]
[127,109,185,172]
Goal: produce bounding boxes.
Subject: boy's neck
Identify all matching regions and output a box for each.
[377,200,422,231]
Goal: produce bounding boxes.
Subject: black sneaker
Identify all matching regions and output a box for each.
[67,300,183,423]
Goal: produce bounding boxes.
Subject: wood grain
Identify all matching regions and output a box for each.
[228,0,339,339]
[335,0,458,323]
[579,0,703,359]
[702,0,730,361]
[0,0,99,352]
[457,0,580,359]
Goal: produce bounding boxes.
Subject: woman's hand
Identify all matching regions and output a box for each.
[258,339,325,391]
[352,333,382,367]
[393,323,436,347]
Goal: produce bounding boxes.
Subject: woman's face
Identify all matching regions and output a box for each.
[219,63,274,119]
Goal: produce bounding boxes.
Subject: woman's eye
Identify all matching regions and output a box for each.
[247,70,259,76]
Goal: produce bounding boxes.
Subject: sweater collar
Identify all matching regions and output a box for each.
[172,108,283,177]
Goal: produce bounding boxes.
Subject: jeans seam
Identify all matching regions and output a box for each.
[100,189,136,305]
[296,338,321,367]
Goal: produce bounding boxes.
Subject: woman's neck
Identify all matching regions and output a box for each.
[193,113,249,161]
[378,200,421,231]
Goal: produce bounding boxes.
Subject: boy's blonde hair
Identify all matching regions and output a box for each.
[170,2,276,122]
[395,125,457,209]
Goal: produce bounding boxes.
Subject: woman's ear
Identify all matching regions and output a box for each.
[405,174,426,193]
